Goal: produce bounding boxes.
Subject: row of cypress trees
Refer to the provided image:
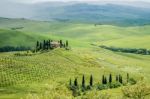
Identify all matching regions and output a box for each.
[102,74,123,84]
[70,75,93,88]
[69,73,130,88]
[36,39,69,51]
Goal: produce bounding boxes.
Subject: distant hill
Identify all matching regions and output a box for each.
[0,28,47,47]
[0,17,150,49]
[0,2,150,26]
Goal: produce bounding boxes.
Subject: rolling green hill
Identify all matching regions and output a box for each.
[0,17,150,49]
[0,18,150,99]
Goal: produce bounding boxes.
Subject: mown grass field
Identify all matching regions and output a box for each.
[0,18,150,99]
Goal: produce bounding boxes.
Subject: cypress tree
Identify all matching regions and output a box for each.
[60,40,63,48]
[102,75,105,84]
[36,41,39,51]
[43,40,46,50]
[74,78,78,86]
[50,40,52,49]
[109,74,112,83]
[39,42,42,50]
[127,73,129,83]
[116,75,119,82]
[119,75,123,84]
[82,75,85,88]
[69,78,72,86]
[64,44,66,48]
[46,40,49,50]
[66,40,68,47]
[105,77,107,84]
[90,75,93,86]
[121,76,123,84]
[48,40,50,49]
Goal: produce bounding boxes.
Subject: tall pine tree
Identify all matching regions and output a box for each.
[90,75,93,86]
[102,75,105,84]
[119,75,123,84]
[69,78,72,86]
[43,40,46,50]
[82,75,85,88]
[127,73,129,83]
[66,40,68,47]
[74,78,78,86]
[39,42,42,50]
[116,75,119,82]
[60,40,63,48]
[109,74,112,83]
[105,77,107,84]
[36,41,39,51]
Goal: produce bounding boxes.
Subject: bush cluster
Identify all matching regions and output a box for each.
[0,46,31,52]
[68,73,136,97]
[100,45,150,55]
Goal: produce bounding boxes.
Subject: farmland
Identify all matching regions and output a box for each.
[0,18,150,98]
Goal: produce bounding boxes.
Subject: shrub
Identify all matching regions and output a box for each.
[128,78,137,85]
[122,82,150,99]
[81,90,111,99]
[86,85,93,90]
[109,82,122,88]
[97,84,109,90]
[72,88,81,97]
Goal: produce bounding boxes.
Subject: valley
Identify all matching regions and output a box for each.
[0,17,150,98]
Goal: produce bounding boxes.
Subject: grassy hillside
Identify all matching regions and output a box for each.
[0,48,150,99]
[1,18,150,48]
[0,18,150,98]
[0,29,48,47]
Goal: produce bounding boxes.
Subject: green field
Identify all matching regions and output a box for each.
[0,18,150,99]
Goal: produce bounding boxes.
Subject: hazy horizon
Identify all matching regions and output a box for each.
[0,0,150,20]
[2,0,150,3]
[1,0,150,8]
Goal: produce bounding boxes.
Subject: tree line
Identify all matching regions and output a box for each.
[0,46,31,52]
[100,45,150,55]
[69,73,136,97]
[36,39,69,52]
[0,39,69,53]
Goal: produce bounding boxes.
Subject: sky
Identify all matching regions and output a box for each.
[4,0,150,3]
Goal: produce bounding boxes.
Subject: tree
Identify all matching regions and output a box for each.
[36,41,39,51]
[74,78,78,86]
[119,75,123,84]
[109,74,112,83]
[47,40,50,49]
[90,75,93,86]
[46,40,49,50]
[127,73,129,83]
[116,75,119,82]
[64,44,66,48]
[39,42,42,50]
[49,40,52,49]
[60,40,63,48]
[66,40,68,47]
[105,77,107,84]
[102,75,105,84]
[43,40,46,50]
[69,78,72,86]
[82,75,85,88]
